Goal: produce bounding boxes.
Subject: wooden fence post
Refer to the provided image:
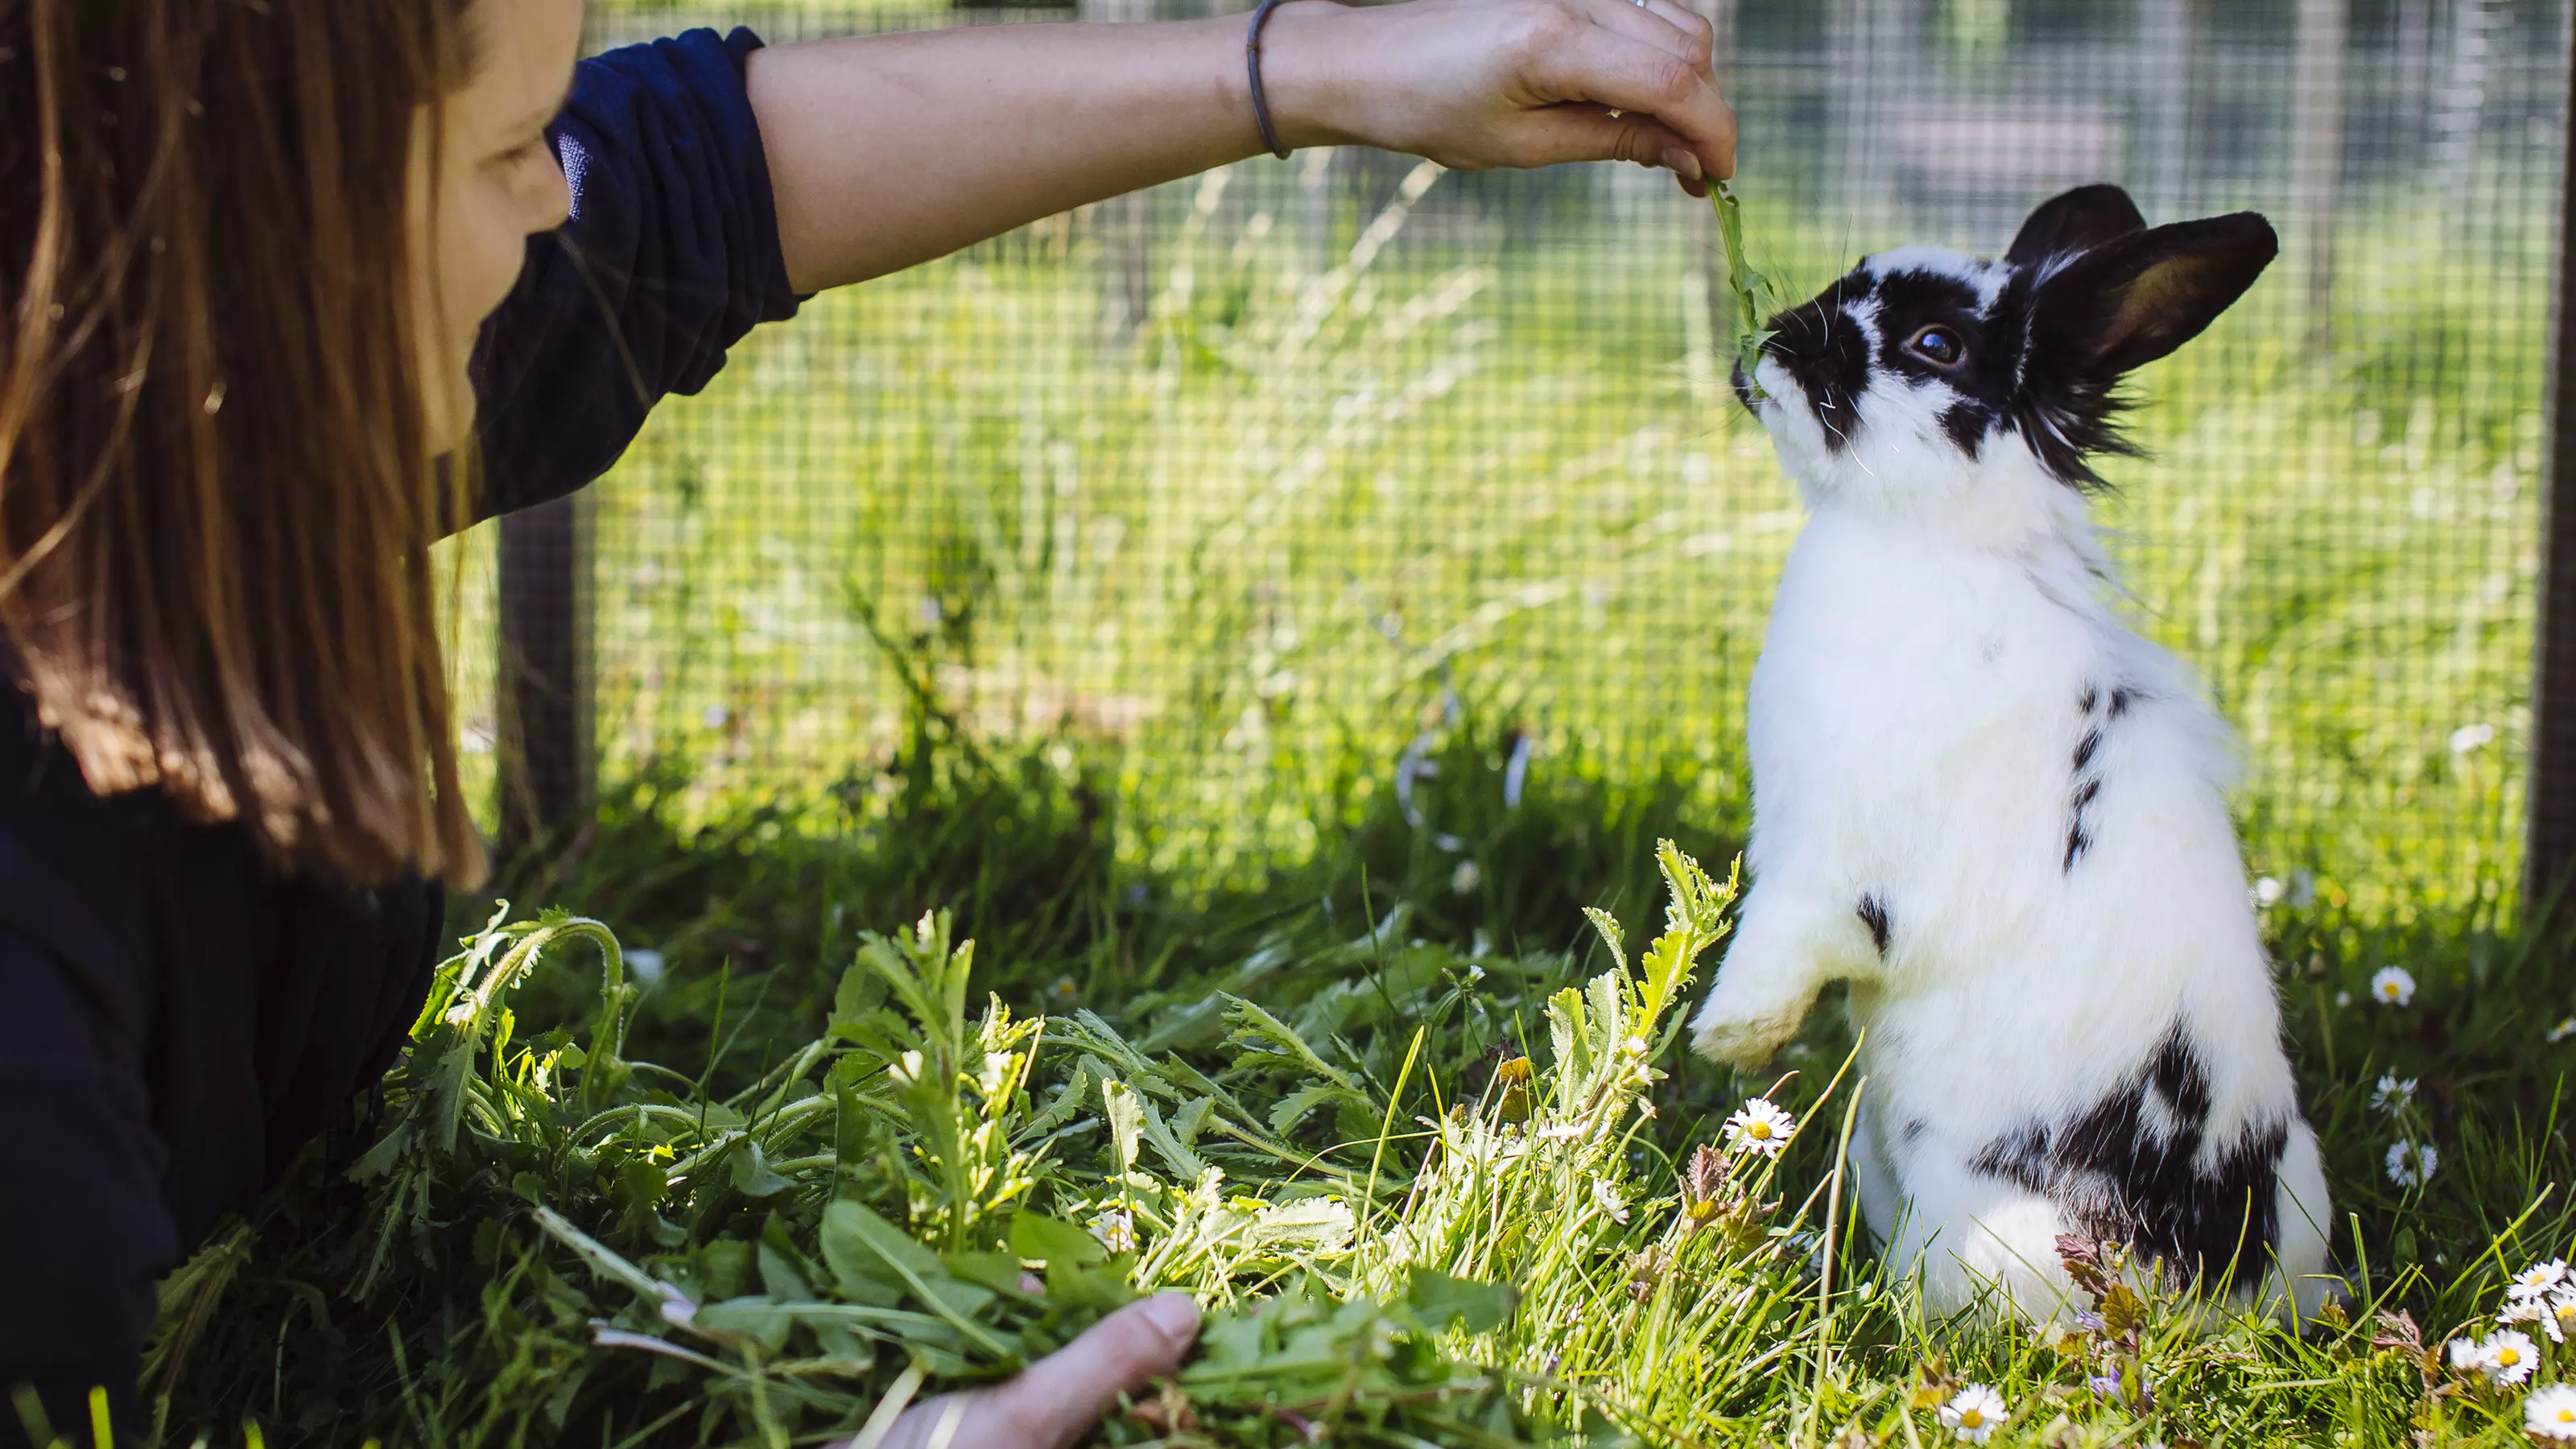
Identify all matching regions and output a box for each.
[2525,21,2576,917]
[496,492,593,856]
[2288,0,2347,353]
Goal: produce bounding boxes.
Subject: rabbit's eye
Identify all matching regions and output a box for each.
[1906,325,1966,367]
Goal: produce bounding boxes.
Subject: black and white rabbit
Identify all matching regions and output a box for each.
[1690,184,2333,1322]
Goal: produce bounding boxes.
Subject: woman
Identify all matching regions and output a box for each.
[0,0,1732,1443]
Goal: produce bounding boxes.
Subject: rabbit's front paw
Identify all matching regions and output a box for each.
[1689,910,1827,1068]
[1690,980,1811,1069]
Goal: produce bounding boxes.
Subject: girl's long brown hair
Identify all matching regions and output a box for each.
[0,0,485,885]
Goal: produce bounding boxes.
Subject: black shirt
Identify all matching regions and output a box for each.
[0,27,802,1440]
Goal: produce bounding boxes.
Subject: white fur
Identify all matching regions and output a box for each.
[1694,248,2333,1326]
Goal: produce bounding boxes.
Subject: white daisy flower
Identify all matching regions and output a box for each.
[2553,1018,2576,1044]
[2506,1297,2575,1345]
[1088,1209,1137,1255]
[2512,1261,2571,1303]
[2370,1075,2417,1114]
[1450,860,1481,896]
[2482,1330,2540,1385]
[2451,1336,2491,1373]
[2371,967,2417,1006]
[1723,1098,1797,1158]
[1591,1176,1630,1224]
[2528,1385,2576,1440]
[2387,1140,2439,1187]
[1935,1385,2008,1443]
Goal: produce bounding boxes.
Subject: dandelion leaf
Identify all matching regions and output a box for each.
[757,1240,815,1302]
[1007,1210,1106,1268]
[941,1251,1030,1297]
[1583,906,1626,966]
[1402,1266,1517,1334]
[695,1296,795,1354]
[820,1199,941,1301]
[1221,995,1360,1091]
[1249,1197,1357,1258]
[1267,1082,1357,1137]
[729,1141,795,1199]
[1022,1058,1092,1137]
[1101,1079,1145,1174]
[828,957,887,1042]
[1133,1089,1211,1180]
[1043,1254,1137,1313]
[1549,986,1590,1085]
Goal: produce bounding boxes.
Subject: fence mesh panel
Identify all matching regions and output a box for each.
[465,0,2568,914]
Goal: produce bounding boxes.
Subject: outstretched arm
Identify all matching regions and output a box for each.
[747,0,1736,292]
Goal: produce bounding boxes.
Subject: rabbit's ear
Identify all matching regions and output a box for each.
[2028,213,2277,378]
[2005,184,2148,269]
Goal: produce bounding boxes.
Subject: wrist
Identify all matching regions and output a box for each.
[1250,2,1365,151]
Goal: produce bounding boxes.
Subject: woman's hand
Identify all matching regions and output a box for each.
[1263,0,1736,194]
[856,1294,1201,1449]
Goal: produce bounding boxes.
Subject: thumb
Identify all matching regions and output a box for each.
[1003,1293,1202,1447]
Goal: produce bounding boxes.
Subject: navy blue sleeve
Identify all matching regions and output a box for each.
[465,27,806,526]
[0,927,167,1449]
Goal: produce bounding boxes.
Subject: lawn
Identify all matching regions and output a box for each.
[127,716,2576,1447]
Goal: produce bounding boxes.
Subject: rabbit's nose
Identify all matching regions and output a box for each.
[1729,360,1763,416]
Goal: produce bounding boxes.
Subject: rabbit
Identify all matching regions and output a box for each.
[1688,184,2334,1326]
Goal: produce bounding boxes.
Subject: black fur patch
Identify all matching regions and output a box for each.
[1759,275,1873,452]
[1857,893,1892,955]
[2063,683,2131,875]
[1937,402,1988,457]
[1875,269,2021,459]
[1970,1024,2287,1294]
[2072,729,2102,773]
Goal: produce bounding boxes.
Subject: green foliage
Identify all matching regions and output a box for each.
[138,715,2576,1448]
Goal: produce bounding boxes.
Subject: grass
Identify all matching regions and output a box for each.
[110,712,2576,1448]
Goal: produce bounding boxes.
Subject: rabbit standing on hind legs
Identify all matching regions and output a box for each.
[1689,184,2334,1326]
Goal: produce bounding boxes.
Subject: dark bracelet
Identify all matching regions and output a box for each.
[1245,0,1292,160]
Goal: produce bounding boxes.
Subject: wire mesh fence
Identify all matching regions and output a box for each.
[459,0,2570,917]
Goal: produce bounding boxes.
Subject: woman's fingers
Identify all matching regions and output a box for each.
[1518,20,1736,180]
[1511,101,1710,192]
[1571,0,1715,80]
[1261,0,1735,185]
[1000,1293,1201,1445]
[865,1294,1202,1449]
